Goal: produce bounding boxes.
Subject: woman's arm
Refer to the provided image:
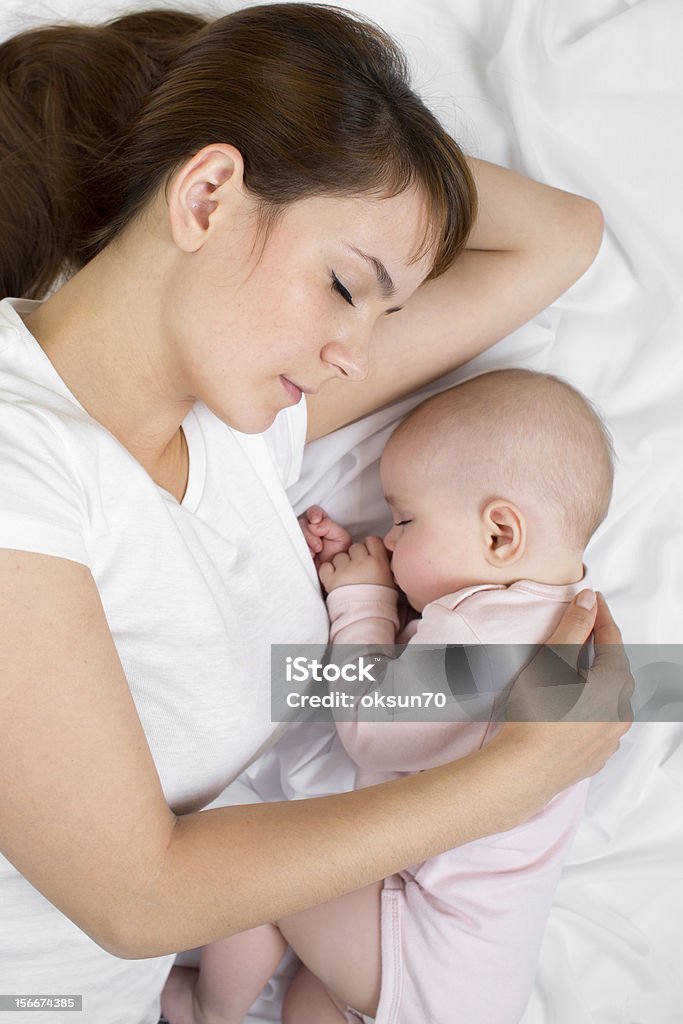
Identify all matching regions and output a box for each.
[0,550,627,962]
[306,158,604,441]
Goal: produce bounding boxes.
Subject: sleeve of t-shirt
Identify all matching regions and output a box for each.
[262,396,308,489]
[0,401,89,567]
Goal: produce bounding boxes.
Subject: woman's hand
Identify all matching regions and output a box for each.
[488,590,634,805]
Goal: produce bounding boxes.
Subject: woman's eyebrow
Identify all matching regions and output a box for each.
[344,243,398,299]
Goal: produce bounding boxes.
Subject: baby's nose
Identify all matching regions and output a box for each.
[383,528,395,552]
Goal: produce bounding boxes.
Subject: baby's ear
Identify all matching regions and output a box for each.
[481,500,526,566]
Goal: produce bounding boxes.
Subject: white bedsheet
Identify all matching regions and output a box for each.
[4,0,680,1021]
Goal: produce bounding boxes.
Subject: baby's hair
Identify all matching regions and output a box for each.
[389,369,615,551]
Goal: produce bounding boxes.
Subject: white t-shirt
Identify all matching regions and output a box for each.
[0,297,330,1023]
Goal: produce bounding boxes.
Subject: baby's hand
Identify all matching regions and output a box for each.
[319,536,396,593]
[298,505,352,569]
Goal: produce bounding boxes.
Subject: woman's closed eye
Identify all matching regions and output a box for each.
[330,271,355,307]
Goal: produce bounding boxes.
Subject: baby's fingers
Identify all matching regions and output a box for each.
[364,535,390,558]
[298,520,322,554]
[318,561,334,589]
[307,519,331,536]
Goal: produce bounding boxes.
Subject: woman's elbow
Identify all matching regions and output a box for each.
[571,197,605,273]
[66,913,140,962]
[104,915,175,961]
[96,885,178,960]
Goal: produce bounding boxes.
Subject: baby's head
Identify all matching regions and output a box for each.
[380,369,614,612]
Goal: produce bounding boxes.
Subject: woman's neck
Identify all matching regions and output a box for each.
[23,230,194,487]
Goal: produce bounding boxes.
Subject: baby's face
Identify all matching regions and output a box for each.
[380,440,486,612]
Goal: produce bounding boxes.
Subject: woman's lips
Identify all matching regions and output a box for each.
[280,376,327,401]
[280,376,304,402]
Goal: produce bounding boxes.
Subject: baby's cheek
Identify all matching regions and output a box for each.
[392,544,414,589]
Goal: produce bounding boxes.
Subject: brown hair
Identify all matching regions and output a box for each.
[0,3,477,301]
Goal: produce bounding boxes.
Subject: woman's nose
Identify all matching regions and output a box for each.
[321,336,370,382]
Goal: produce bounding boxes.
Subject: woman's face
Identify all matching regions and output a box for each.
[164,186,434,433]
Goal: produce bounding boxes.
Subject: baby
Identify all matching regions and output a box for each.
[161,368,614,1024]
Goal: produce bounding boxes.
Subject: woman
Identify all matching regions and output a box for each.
[0,5,630,1023]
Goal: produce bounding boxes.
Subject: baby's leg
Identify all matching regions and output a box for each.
[282,963,349,1024]
[278,880,383,1021]
[161,923,288,1024]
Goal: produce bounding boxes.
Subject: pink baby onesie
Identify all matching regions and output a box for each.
[325,577,591,1024]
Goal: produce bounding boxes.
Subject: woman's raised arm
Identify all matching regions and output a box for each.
[306,157,604,441]
[1,548,629,961]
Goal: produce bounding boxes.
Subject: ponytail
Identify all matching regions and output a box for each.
[0,4,476,301]
[0,11,205,299]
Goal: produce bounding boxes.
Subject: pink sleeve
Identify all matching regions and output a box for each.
[364,606,496,772]
[326,584,399,644]
[326,591,497,775]
[406,601,481,644]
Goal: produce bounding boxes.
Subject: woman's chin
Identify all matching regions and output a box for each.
[204,397,280,435]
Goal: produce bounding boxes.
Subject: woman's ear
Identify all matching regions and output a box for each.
[166,143,247,252]
[481,499,526,566]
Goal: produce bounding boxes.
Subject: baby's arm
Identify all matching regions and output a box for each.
[321,547,492,775]
[322,535,400,647]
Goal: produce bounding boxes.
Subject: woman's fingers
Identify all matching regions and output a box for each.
[505,592,633,728]
[591,593,633,706]
[591,591,622,647]
[566,654,633,726]
[559,592,634,726]
[504,646,587,722]
[542,590,597,677]
[546,589,597,647]
[576,593,634,726]
[504,591,596,722]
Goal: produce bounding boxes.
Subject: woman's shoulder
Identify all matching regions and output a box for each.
[0,296,96,443]
[0,392,91,567]
[0,356,99,505]
[0,300,116,566]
